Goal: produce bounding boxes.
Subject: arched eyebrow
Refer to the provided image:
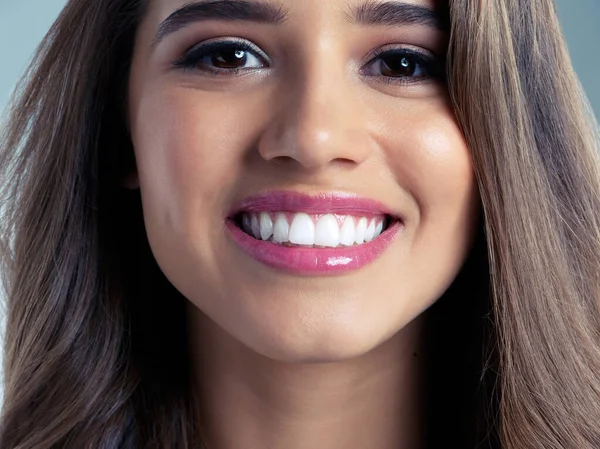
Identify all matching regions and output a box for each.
[350,2,446,31]
[153,0,289,46]
[153,0,445,48]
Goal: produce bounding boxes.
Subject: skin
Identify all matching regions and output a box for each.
[127,0,480,447]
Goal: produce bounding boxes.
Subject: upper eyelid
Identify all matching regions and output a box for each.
[180,41,433,63]
[365,44,436,61]
[171,39,272,76]
[173,37,441,75]
[180,37,271,62]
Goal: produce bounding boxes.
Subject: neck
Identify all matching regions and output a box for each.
[188,310,427,449]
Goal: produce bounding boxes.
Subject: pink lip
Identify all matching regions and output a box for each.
[229,191,399,218]
[226,191,403,276]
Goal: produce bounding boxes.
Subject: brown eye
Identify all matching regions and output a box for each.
[174,39,269,74]
[362,48,442,82]
[380,55,416,77]
[212,48,250,69]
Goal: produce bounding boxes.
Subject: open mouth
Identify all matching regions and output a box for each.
[232,211,395,248]
[226,191,403,274]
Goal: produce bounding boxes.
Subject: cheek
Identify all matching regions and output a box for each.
[129,86,268,231]
[376,101,479,292]
[409,125,477,224]
[381,104,477,227]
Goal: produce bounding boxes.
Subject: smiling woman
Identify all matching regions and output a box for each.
[1,0,600,448]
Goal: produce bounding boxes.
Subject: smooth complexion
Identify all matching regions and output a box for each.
[127,0,479,447]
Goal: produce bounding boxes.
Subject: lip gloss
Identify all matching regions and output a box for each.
[226,191,403,276]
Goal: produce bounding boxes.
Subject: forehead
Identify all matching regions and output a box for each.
[140,0,448,48]
[145,0,444,26]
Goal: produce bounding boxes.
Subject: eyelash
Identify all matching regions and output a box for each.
[362,46,444,84]
[173,38,268,75]
[172,38,445,85]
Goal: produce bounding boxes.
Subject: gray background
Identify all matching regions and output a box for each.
[0,0,599,403]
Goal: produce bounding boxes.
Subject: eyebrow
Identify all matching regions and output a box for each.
[350,1,445,31]
[154,0,289,46]
[153,0,445,47]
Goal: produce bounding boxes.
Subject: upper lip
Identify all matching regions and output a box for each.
[228,190,402,220]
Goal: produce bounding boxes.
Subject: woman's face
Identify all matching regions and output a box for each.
[128,0,479,362]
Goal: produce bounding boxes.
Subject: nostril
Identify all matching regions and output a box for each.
[332,157,359,168]
[268,155,298,166]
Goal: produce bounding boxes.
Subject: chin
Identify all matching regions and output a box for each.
[185,274,430,367]
[229,307,408,365]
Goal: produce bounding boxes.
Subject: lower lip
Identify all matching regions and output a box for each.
[226,220,402,275]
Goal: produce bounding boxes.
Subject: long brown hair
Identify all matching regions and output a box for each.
[1,0,599,447]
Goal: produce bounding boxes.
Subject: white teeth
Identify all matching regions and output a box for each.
[375,220,384,237]
[315,214,341,247]
[240,212,389,246]
[260,212,273,241]
[242,214,252,235]
[355,217,368,244]
[251,214,261,240]
[272,213,290,243]
[339,217,356,246]
[289,213,315,245]
[364,220,376,242]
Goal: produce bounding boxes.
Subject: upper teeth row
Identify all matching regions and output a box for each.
[241,212,386,247]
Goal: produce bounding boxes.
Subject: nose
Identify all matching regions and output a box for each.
[257,61,370,171]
